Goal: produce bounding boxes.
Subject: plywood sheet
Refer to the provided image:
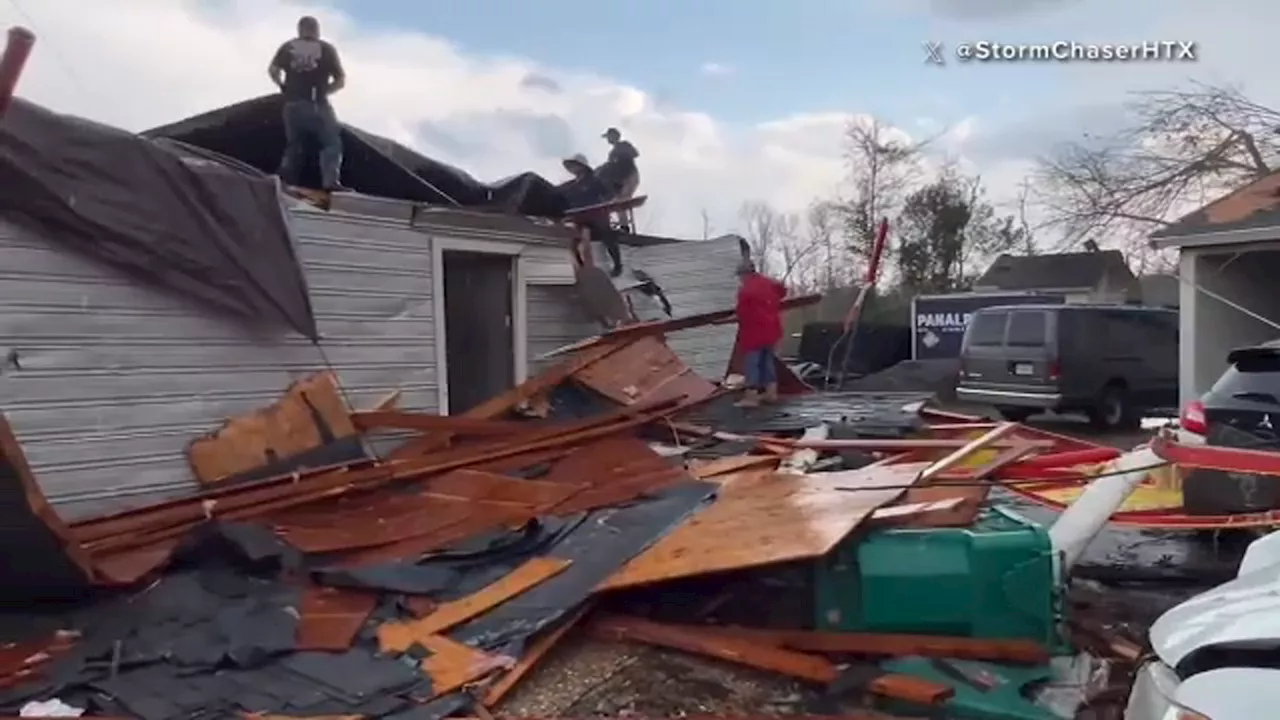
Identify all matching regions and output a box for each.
[187,372,357,485]
[598,463,928,590]
[571,335,717,406]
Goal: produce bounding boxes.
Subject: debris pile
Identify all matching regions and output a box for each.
[0,323,1153,720]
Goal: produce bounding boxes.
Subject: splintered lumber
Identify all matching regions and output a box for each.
[918,422,1019,482]
[691,625,1050,665]
[483,604,593,706]
[589,615,838,684]
[570,335,717,407]
[413,634,513,698]
[76,396,684,559]
[351,411,531,435]
[378,557,571,653]
[187,372,358,485]
[598,463,928,591]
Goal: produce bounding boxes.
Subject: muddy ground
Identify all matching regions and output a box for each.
[497,412,1244,718]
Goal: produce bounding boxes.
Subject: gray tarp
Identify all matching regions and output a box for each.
[0,99,318,339]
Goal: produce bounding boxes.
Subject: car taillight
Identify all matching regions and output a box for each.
[1181,400,1207,435]
[1047,359,1061,381]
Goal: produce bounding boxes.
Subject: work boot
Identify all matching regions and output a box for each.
[762,383,779,404]
[734,390,761,408]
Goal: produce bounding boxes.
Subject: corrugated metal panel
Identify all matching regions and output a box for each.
[589,236,745,378]
[526,285,598,374]
[0,208,436,520]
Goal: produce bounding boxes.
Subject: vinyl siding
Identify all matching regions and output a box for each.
[525,285,598,375]
[0,207,437,520]
[591,236,745,378]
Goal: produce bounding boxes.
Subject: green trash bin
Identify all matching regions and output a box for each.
[815,506,1061,648]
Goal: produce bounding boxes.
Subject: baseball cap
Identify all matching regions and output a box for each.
[602,127,621,139]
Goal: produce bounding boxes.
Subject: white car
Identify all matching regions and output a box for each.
[1125,531,1280,718]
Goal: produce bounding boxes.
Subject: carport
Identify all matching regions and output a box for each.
[1151,171,1280,405]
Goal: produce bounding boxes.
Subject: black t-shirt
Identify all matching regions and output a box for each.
[272,38,343,102]
[607,140,639,174]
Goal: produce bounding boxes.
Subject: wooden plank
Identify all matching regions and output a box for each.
[689,455,780,480]
[482,604,592,706]
[919,422,1019,482]
[414,634,512,698]
[589,615,838,684]
[378,557,572,653]
[693,625,1050,664]
[351,411,530,435]
[186,372,357,485]
[570,336,717,407]
[598,464,927,591]
[420,469,586,507]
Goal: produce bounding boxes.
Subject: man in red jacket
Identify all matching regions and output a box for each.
[734,260,787,407]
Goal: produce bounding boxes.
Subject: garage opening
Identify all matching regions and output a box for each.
[442,251,515,414]
[1188,249,1280,399]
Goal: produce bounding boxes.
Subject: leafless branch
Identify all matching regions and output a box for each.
[1032,82,1280,256]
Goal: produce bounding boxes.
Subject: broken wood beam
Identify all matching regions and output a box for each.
[378,557,571,654]
[588,615,839,684]
[693,625,1051,664]
[917,422,1020,482]
[351,410,533,435]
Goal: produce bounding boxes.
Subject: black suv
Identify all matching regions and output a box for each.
[1181,341,1280,514]
[955,304,1179,430]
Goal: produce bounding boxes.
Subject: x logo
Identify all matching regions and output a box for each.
[923,41,945,65]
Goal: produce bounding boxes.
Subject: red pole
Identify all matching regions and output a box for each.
[0,26,36,117]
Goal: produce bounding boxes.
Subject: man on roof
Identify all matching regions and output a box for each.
[596,127,640,201]
[268,16,348,192]
[561,153,624,276]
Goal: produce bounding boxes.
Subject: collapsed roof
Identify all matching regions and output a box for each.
[0,99,318,339]
[145,94,577,219]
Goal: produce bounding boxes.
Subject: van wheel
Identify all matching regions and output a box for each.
[1088,385,1138,431]
[997,408,1034,423]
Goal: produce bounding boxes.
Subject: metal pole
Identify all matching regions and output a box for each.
[0,26,36,117]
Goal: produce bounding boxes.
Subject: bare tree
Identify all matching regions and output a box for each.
[1033,83,1280,253]
[805,200,841,290]
[836,117,932,281]
[739,201,782,274]
[1012,178,1039,255]
[698,207,714,240]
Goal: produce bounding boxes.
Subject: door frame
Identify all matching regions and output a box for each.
[432,236,528,414]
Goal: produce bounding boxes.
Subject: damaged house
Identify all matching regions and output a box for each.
[0,96,749,520]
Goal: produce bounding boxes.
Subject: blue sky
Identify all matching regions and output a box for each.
[5,0,1272,239]
[334,0,1200,137]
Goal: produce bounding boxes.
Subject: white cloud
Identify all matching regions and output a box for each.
[698,61,735,77]
[0,0,1032,240]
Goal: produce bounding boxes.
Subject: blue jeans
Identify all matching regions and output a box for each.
[744,348,778,390]
[279,100,342,189]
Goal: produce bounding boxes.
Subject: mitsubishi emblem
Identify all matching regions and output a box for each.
[1261,414,1274,431]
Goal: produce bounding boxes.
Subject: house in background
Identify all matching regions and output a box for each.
[1149,170,1280,405]
[973,250,1141,303]
[1139,274,1180,308]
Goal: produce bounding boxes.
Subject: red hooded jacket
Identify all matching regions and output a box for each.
[735,273,787,351]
